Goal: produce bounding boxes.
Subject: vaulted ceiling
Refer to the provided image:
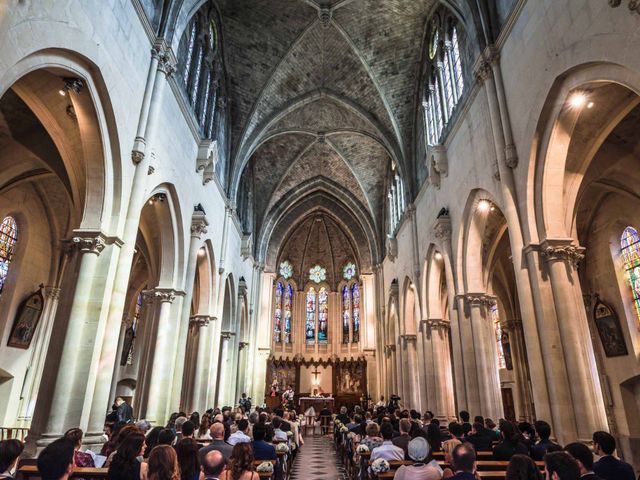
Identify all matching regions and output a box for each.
[218,0,440,268]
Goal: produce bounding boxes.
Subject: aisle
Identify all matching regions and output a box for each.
[289,434,347,480]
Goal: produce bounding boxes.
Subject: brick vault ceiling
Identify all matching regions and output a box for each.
[222,0,437,261]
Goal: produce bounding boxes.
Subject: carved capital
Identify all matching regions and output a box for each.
[190,315,211,327]
[72,234,106,255]
[433,215,452,242]
[191,212,209,239]
[427,319,449,331]
[239,341,249,351]
[221,331,235,340]
[474,58,492,83]
[465,293,495,307]
[153,288,177,303]
[502,319,522,332]
[540,239,585,266]
[400,334,417,345]
[384,344,396,354]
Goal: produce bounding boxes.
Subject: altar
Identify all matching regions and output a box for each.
[298,396,334,415]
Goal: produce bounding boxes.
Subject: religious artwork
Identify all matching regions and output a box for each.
[501,331,513,371]
[621,226,640,325]
[342,285,350,344]
[0,216,18,295]
[336,362,365,394]
[306,287,316,344]
[490,303,506,369]
[279,260,293,280]
[318,287,329,343]
[593,299,628,357]
[309,264,326,283]
[343,262,356,281]
[283,283,293,343]
[121,293,143,366]
[267,361,297,395]
[273,281,283,343]
[352,283,361,343]
[7,290,44,349]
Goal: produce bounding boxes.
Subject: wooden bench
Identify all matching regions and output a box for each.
[1,427,29,442]
[18,465,108,479]
[377,471,510,479]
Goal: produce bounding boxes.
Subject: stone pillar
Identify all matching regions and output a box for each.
[503,320,534,422]
[384,345,397,396]
[38,234,106,441]
[540,240,607,440]
[216,332,234,406]
[428,320,456,421]
[455,294,480,414]
[400,334,420,410]
[173,213,208,411]
[189,315,214,412]
[17,286,61,425]
[144,289,177,425]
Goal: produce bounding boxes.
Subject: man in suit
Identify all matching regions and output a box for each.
[251,423,276,461]
[458,410,472,436]
[564,443,603,480]
[448,443,476,480]
[392,418,412,460]
[115,397,133,424]
[544,451,580,480]
[199,423,233,462]
[532,421,560,461]
[465,422,493,452]
[592,431,635,480]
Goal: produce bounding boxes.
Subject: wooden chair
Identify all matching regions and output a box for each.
[319,415,332,435]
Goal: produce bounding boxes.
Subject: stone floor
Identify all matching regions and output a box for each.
[289,431,347,480]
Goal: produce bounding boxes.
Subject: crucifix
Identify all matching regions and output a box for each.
[311,366,321,385]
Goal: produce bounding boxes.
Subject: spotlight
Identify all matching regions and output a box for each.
[477,199,491,213]
[198,248,206,257]
[587,101,594,109]
[58,89,66,96]
[435,252,443,261]
[569,92,587,109]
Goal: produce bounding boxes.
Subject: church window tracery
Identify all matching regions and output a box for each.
[0,216,18,295]
[273,281,284,343]
[284,283,294,343]
[388,173,406,235]
[621,226,640,324]
[280,260,293,279]
[309,265,326,283]
[424,15,465,146]
[341,264,361,344]
[273,275,295,344]
[305,287,316,344]
[342,284,351,344]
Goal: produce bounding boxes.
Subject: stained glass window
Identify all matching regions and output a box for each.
[343,262,357,281]
[342,285,350,344]
[0,216,18,295]
[621,226,640,324]
[284,283,293,343]
[318,287,329,344]
[306,287,317,344]
[309,265,326,283]
[352,283,360,343]
[279,260,293,279]
[183,21,197,85]
[273,281,283,343]
[442,51,455,117]
[490,303,506,369]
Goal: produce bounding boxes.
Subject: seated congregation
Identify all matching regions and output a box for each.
[0,398,636,480]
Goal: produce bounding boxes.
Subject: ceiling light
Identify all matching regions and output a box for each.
[587,101,594,109]
[434,252,443,260]
[58,89,66,96]
[477,199,491,213]
[568,91,587,109]
[198,248,206,257]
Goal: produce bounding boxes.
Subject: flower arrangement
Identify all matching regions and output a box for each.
[286,431,293,438]
[340,425,348,433]
[256,462,274,473]
[356,444,370,454]
[371,458,390,473]
[347,431,357,440]
[276,442,289,453]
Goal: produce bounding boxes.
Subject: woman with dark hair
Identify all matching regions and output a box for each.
[148,445,180,480]
[108,432,147,480]
[409,421,428,440]
[506,454,543,480]
[166,413,179,431]
[189,412,200,428]
[0,439,24,479]
[493,421,529,461]
[426,422,442,452]
[196,417,211,441]
[174,439,200,480]
[64,428,95,467]
[145,427,164,459]
[219,443,258,480]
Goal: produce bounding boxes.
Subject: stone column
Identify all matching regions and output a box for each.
[38,234,106,441]
[540,240,607,440]
[172,213,208,411]
[216,332,234,406]
[455,294,480,413]
[466,294,502,421]
[17,286,61,425]
[428,320,456,421]
[189,315,214,412]
[400,334,420,410]
[502,320,535,422]
[144,289,177,425]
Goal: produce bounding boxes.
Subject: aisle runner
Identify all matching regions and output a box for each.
[289,434,347,480]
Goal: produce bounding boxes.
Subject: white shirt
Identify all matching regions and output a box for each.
[273,429,288,442]
[227,431,251,445]
[371,441,405,461]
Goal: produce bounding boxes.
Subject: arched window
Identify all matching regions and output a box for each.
[621,226,640,324]
[387,172,406,235]
[342,284,351,344]
[0,216,18,295]
[305,287,316,344]
[283,283,294,343]
[273,261,295,344]
[341,263,361,344]
[273,281,284,343]
[489,302,506,369]
[352,283,361,343]
[318,287,329,344]
[424,15,465,146]
[177,5,223,138]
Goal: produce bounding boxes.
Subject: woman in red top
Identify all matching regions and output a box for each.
[64,428,96,467]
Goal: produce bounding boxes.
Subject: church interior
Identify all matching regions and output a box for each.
[0,0,640,479]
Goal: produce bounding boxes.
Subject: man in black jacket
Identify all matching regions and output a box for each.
[465,422,493,452]
[592,431,635,480]
[115,397,133,423]
[564,442,603,480]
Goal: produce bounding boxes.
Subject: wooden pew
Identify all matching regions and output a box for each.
[18,465,108,479]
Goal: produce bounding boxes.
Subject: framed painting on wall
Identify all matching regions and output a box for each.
[7,290,44,349]
[593,298,628,357]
